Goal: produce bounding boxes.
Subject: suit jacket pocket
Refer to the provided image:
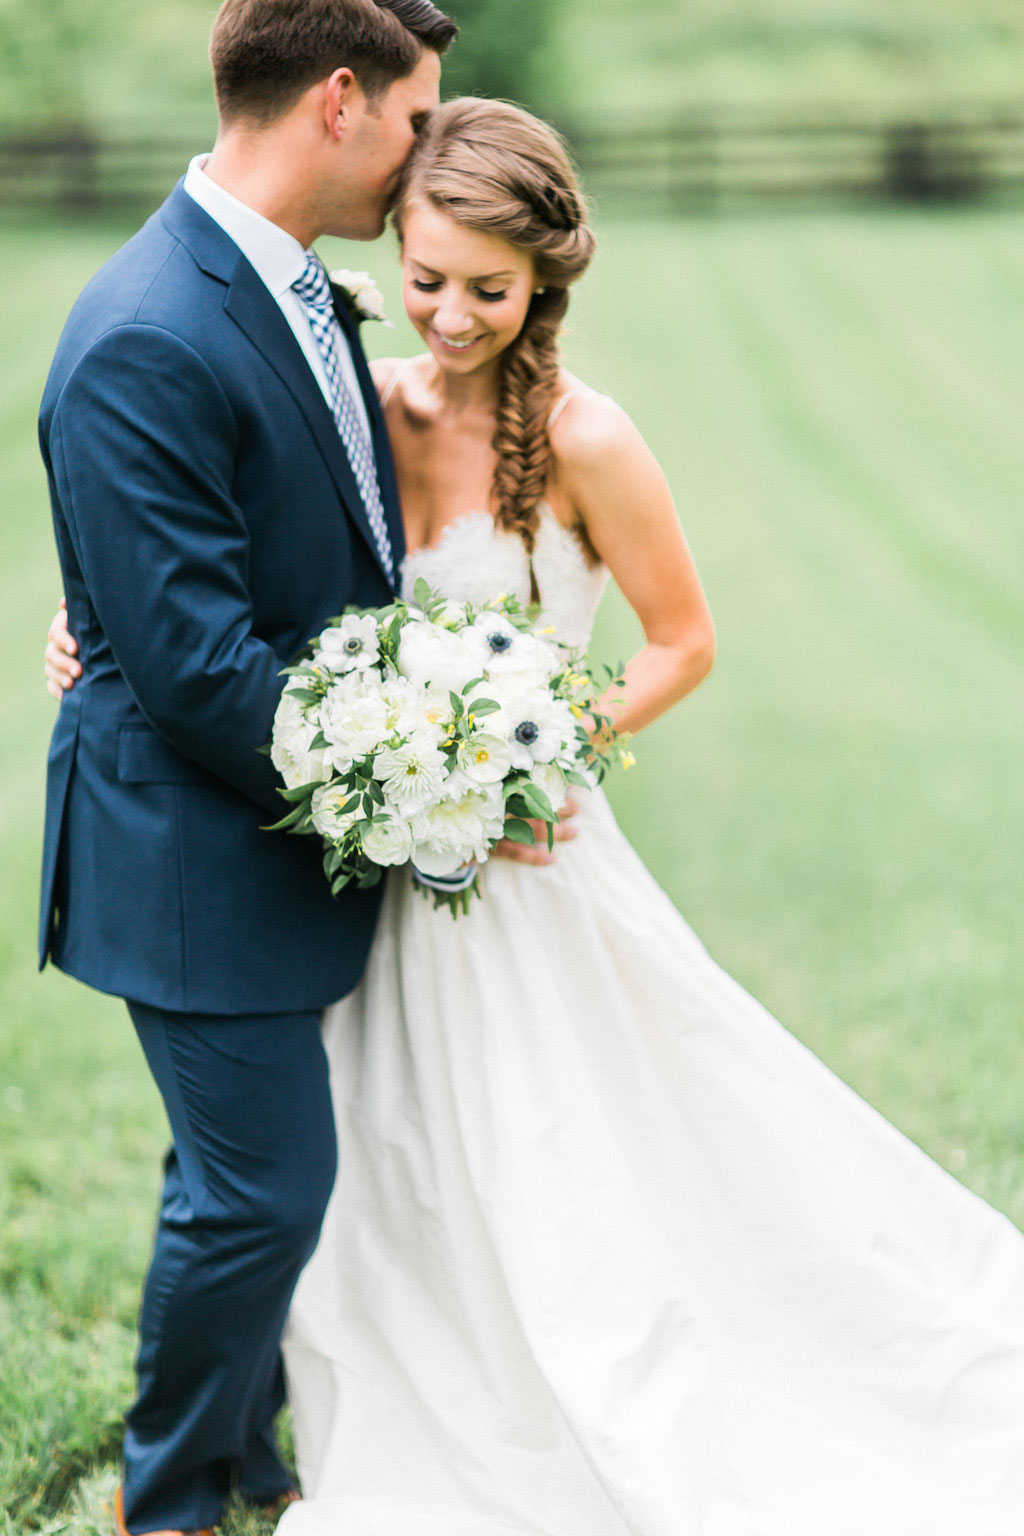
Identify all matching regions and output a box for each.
[117,725,209,785]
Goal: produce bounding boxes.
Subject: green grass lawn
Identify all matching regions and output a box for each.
[1,205,1023,1530]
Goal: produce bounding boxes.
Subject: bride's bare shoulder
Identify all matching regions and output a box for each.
[368,356,404,400]
[369,354,432,405]
[548,374,642,475]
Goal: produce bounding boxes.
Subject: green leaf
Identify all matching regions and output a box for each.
[262,802,310,833]
[414,577,434,610]
[519,782,555,820]
[285,687,319,706]
[502,817,536,846]
[461,675,487,695]
[449,690,465,718]
[467,697,500,717]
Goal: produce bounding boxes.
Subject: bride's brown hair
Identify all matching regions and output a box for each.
[394,97,596,563]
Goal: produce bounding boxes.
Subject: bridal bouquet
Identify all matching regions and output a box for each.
[266,581,629,913]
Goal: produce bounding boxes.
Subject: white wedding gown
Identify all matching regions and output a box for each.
[279,506,1024,1536]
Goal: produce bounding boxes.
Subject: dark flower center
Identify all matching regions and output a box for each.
[515,721,539,745]
[344,637,363,653]
[487,631,513,653]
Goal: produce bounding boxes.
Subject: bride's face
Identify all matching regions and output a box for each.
[400,202,538,376]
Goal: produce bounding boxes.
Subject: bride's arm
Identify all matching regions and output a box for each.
[551,394,716,740]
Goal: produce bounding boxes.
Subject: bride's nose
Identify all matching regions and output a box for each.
[432,289,474,335]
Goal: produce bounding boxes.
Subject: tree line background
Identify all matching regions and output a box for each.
[4,0,1024,214]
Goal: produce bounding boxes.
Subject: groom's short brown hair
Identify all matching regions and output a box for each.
[210,0,457,124]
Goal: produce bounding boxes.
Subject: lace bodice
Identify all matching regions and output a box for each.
[400,505,609,650]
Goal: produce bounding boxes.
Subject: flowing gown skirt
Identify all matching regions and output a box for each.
[280,789,1024,1536]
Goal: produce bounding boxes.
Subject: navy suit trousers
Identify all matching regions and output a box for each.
[123,1004,337,1533]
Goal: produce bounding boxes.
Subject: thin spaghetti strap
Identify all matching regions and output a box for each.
[379,358,412,409]
[547,389,586,430]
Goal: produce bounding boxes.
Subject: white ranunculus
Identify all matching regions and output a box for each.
[456,730,513,786]
[271,688,331,790]
[463,614,560,681]
[361,815,414,867]
[373,731,448,811]
[397,620,481,693]
[433,598,472,630]
[502,689,575,770]
[321,674,391,770]
[316,614,380,675]
[310,782,361,842]
[410,782,506,875]
[379,674,422,737]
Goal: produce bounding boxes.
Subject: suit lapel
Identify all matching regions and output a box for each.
[160,185,397,587]
[332,290,407,568]
[223,263,395,586]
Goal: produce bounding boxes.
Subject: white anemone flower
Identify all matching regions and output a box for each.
[464,614,560,681]
[316,614,380,675]
[503,690,574,770]
[373,731,448,811]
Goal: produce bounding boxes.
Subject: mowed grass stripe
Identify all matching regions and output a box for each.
[697,215,1024,655]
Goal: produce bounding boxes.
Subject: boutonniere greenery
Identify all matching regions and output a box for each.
[329,269,393,327]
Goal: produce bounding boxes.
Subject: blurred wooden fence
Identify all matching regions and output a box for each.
[3,111,1024,218]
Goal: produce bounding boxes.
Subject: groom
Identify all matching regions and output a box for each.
[37,2,457,1531]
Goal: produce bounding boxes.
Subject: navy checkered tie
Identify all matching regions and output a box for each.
[292,252,395,586]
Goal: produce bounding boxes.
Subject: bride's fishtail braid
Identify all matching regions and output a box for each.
[394,98,596,578]
[492,292,568,556]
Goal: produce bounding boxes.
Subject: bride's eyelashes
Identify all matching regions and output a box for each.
[411,278,509,303]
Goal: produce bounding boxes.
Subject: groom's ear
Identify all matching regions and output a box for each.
[323,67,362,141]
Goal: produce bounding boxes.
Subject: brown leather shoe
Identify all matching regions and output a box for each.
[113,1486,215,1536]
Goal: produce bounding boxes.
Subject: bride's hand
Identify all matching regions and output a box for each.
[44,598,80,699]
[492,794,579,865]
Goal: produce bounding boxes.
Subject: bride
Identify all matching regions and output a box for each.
[47,99,1024,1534]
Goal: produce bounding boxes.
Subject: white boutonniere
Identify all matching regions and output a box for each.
[329,269,393,327]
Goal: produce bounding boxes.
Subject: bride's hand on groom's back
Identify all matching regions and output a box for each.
[44,598,80,698]
[492,796,579,865]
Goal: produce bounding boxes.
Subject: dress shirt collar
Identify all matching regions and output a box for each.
[183,153,308,297]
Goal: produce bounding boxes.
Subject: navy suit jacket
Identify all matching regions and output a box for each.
[38,183,405,1015]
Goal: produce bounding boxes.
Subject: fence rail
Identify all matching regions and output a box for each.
[3,111,1024,218]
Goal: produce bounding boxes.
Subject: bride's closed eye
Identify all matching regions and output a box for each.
[411,279,508,303]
